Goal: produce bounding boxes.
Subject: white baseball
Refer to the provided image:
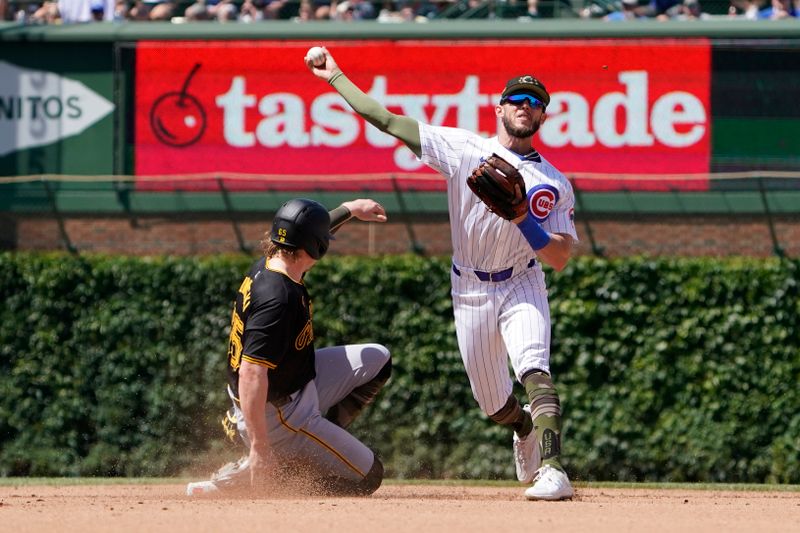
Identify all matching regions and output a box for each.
[307,46,326,67]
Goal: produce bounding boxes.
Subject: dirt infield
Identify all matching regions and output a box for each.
[1,483,798,533]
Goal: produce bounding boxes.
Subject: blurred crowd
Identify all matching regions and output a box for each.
[1,0,443,22]
[587,0,798,20]
[0,0,796,23]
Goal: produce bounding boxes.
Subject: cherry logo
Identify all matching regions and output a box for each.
[150,64,206,147]
[528,185,559,221]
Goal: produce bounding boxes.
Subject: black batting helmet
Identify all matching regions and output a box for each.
[270,198,333,260]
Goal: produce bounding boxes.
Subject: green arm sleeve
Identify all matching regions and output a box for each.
[329,72,422,158]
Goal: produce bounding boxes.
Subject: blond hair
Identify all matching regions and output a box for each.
[261,232,300,260]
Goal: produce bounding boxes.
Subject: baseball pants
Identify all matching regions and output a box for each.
[230,343,390,485]
[451,259,551,416]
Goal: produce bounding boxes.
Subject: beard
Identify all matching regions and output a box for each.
[502,114,540,139]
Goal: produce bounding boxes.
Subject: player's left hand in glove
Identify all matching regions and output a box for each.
[467,153,528,221]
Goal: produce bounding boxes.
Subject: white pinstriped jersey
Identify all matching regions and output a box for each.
[418,122,578,415]
[419,123,578,273]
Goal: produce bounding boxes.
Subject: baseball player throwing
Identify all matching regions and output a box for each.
[187,197,391,496]
[306,47,577,500]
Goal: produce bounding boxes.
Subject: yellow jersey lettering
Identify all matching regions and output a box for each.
[239,276,253,312]
[228,307,244,371]
[294,320,314,351]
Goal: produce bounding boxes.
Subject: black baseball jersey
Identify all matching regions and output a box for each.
[226,256,316,403]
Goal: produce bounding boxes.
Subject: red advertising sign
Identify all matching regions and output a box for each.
[135,39,711,191]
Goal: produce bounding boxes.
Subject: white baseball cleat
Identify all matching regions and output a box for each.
[513,404,541,484]
[185,480,220,496]
[524,464,574,501]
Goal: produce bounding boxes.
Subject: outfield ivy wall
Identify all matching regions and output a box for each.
[0,253,798,483]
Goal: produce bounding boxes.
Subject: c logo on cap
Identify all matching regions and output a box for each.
[528,184,559,222]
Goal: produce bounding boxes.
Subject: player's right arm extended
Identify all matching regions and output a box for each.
[239,360,272,487]
[329,198,388,234]
[329,72,422,157]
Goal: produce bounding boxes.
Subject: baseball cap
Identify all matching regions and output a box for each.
[501,75,550,107]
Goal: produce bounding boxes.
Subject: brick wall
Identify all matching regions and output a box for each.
[572,216,800,258]
[6,214,799,258]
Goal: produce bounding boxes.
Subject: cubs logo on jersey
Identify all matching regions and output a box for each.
[527,184,559,222]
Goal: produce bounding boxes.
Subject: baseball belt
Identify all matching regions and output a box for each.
[452,258,537,283]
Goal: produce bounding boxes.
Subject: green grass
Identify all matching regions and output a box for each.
[0,477,186,486]
[387,479,800,492]
[2,477,798,492]
[574,481,800,492]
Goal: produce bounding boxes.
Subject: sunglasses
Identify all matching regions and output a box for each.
[502,93,545,109]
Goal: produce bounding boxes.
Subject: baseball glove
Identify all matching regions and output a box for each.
[467,153,527,220]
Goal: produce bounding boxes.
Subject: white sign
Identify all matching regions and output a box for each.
[215,72,706,171]
[0,60,115,157]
